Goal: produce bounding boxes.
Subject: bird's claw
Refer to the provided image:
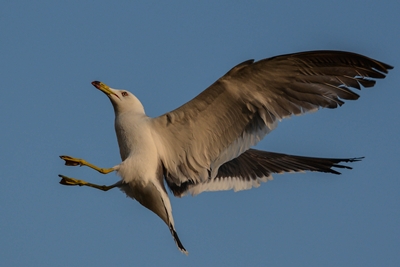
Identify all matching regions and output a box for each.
[58,174,83,186]
[60,155,82,166]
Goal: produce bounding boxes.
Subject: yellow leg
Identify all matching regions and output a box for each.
[59,155,115,174]
[58,174,119,191]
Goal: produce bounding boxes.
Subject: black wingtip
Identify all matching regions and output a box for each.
[327,156,364,174]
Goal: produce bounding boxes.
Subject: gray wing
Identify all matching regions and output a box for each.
[167,149,363,197]
[150,50,392,187]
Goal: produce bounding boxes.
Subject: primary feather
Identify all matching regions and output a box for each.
[76,50,392,254]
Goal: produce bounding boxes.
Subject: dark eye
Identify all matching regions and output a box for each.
[121,91,128,97]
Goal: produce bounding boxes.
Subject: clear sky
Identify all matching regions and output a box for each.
[1,1,399,266]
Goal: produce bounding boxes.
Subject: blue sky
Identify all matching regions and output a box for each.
[1,1,399,266]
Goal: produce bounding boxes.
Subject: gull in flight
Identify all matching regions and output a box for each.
[59,50,392,254]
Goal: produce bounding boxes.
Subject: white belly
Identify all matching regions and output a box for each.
[114,112,160,184]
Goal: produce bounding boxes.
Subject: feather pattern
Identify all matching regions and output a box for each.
[167,149,363,197]
[152,51,392,194]
[79,50,392,254]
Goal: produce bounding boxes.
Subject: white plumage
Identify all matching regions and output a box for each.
[59,50,392,254]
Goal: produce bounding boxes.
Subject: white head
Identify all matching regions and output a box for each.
[91,81,145,115]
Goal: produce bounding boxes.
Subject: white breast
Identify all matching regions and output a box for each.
[114,112,160,185]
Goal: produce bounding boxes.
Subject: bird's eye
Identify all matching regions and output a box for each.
[121,91,129,97]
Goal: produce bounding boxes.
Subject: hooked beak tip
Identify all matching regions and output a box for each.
[91,81,120,100]
[91,81,102,89]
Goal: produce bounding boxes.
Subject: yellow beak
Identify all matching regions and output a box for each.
[91,81,114,95]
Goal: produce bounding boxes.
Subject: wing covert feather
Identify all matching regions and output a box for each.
[150,50,392,187]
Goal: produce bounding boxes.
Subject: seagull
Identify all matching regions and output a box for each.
[59,50,392,254]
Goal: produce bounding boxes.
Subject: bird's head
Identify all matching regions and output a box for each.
[91,81,145,115]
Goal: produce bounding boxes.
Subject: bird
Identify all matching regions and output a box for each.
[58,50,392,255]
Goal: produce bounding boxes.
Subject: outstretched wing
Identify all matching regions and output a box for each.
[166,149,363,197]
[150,51,392,187]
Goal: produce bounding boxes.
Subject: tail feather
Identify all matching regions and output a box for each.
[169,224,188,255]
